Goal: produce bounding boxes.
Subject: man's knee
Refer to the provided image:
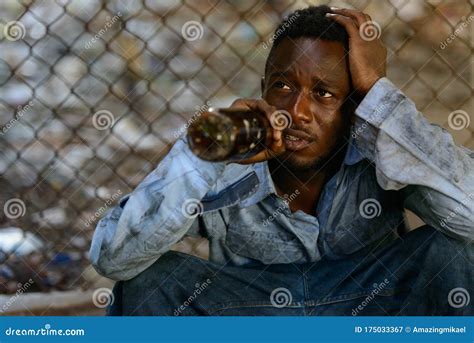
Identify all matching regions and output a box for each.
[131,251,191,284]
[391,225,473,315]
[414,225,474,264]
[116,251,206,315]
[392,225,473,292]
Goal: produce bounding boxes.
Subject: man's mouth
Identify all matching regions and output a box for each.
[283,129,313,151]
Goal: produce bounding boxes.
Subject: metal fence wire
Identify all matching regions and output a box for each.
[0,0,472,295]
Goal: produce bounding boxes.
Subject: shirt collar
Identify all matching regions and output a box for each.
[343,130,365,166]
[239,127,365,206]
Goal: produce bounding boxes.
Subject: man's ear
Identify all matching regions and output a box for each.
[260,76,265,97]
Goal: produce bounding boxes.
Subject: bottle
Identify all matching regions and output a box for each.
[187,108,273,162]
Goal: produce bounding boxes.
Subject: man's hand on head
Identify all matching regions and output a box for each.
[326,7,387,95]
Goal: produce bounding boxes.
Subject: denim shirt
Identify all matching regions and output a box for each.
[89,78,474,281]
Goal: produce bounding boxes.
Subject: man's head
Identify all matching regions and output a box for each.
[262,5,354,172]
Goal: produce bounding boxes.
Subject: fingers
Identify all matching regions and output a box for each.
[326,7,377,41]
[325,12,359,38]
[229,98,286,164]
[237,145,283,164]
[230,97,283,141]
[230,98,276,117]
[249,100,284,146]
[230,100,284,164]
[230,98,251,109]
[243,128,286,164]
[329,7,371,27]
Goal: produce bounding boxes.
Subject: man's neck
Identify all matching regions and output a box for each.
[268,154,344,216]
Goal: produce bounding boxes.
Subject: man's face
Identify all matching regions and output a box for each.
[262,37,352,171]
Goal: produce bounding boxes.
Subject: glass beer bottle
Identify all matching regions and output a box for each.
[187,108,274,162]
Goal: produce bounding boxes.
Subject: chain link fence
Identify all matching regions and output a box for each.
[0,0,472,313]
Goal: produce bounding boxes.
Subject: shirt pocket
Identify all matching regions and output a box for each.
[321,164,405,258]
[323,201,403,257]
[224,206,305,264]
[326,218,398,257]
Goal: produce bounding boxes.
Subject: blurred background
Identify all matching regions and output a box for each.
[0,0,472,315]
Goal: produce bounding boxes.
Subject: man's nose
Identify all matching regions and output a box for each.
[289,90,313,126]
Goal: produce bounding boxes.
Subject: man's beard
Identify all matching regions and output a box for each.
[275,141,347,174]
[281,152,334,173]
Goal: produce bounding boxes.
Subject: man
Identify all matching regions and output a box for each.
[90,6,474,315]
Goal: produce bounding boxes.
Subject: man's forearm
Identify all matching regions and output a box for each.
[353,77,474,240]
[89,136,227,280]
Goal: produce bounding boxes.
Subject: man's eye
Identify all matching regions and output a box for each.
[316,89,333,98]
[273,81,291,90]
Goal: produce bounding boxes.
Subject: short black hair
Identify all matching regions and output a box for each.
[264,5,349,76]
